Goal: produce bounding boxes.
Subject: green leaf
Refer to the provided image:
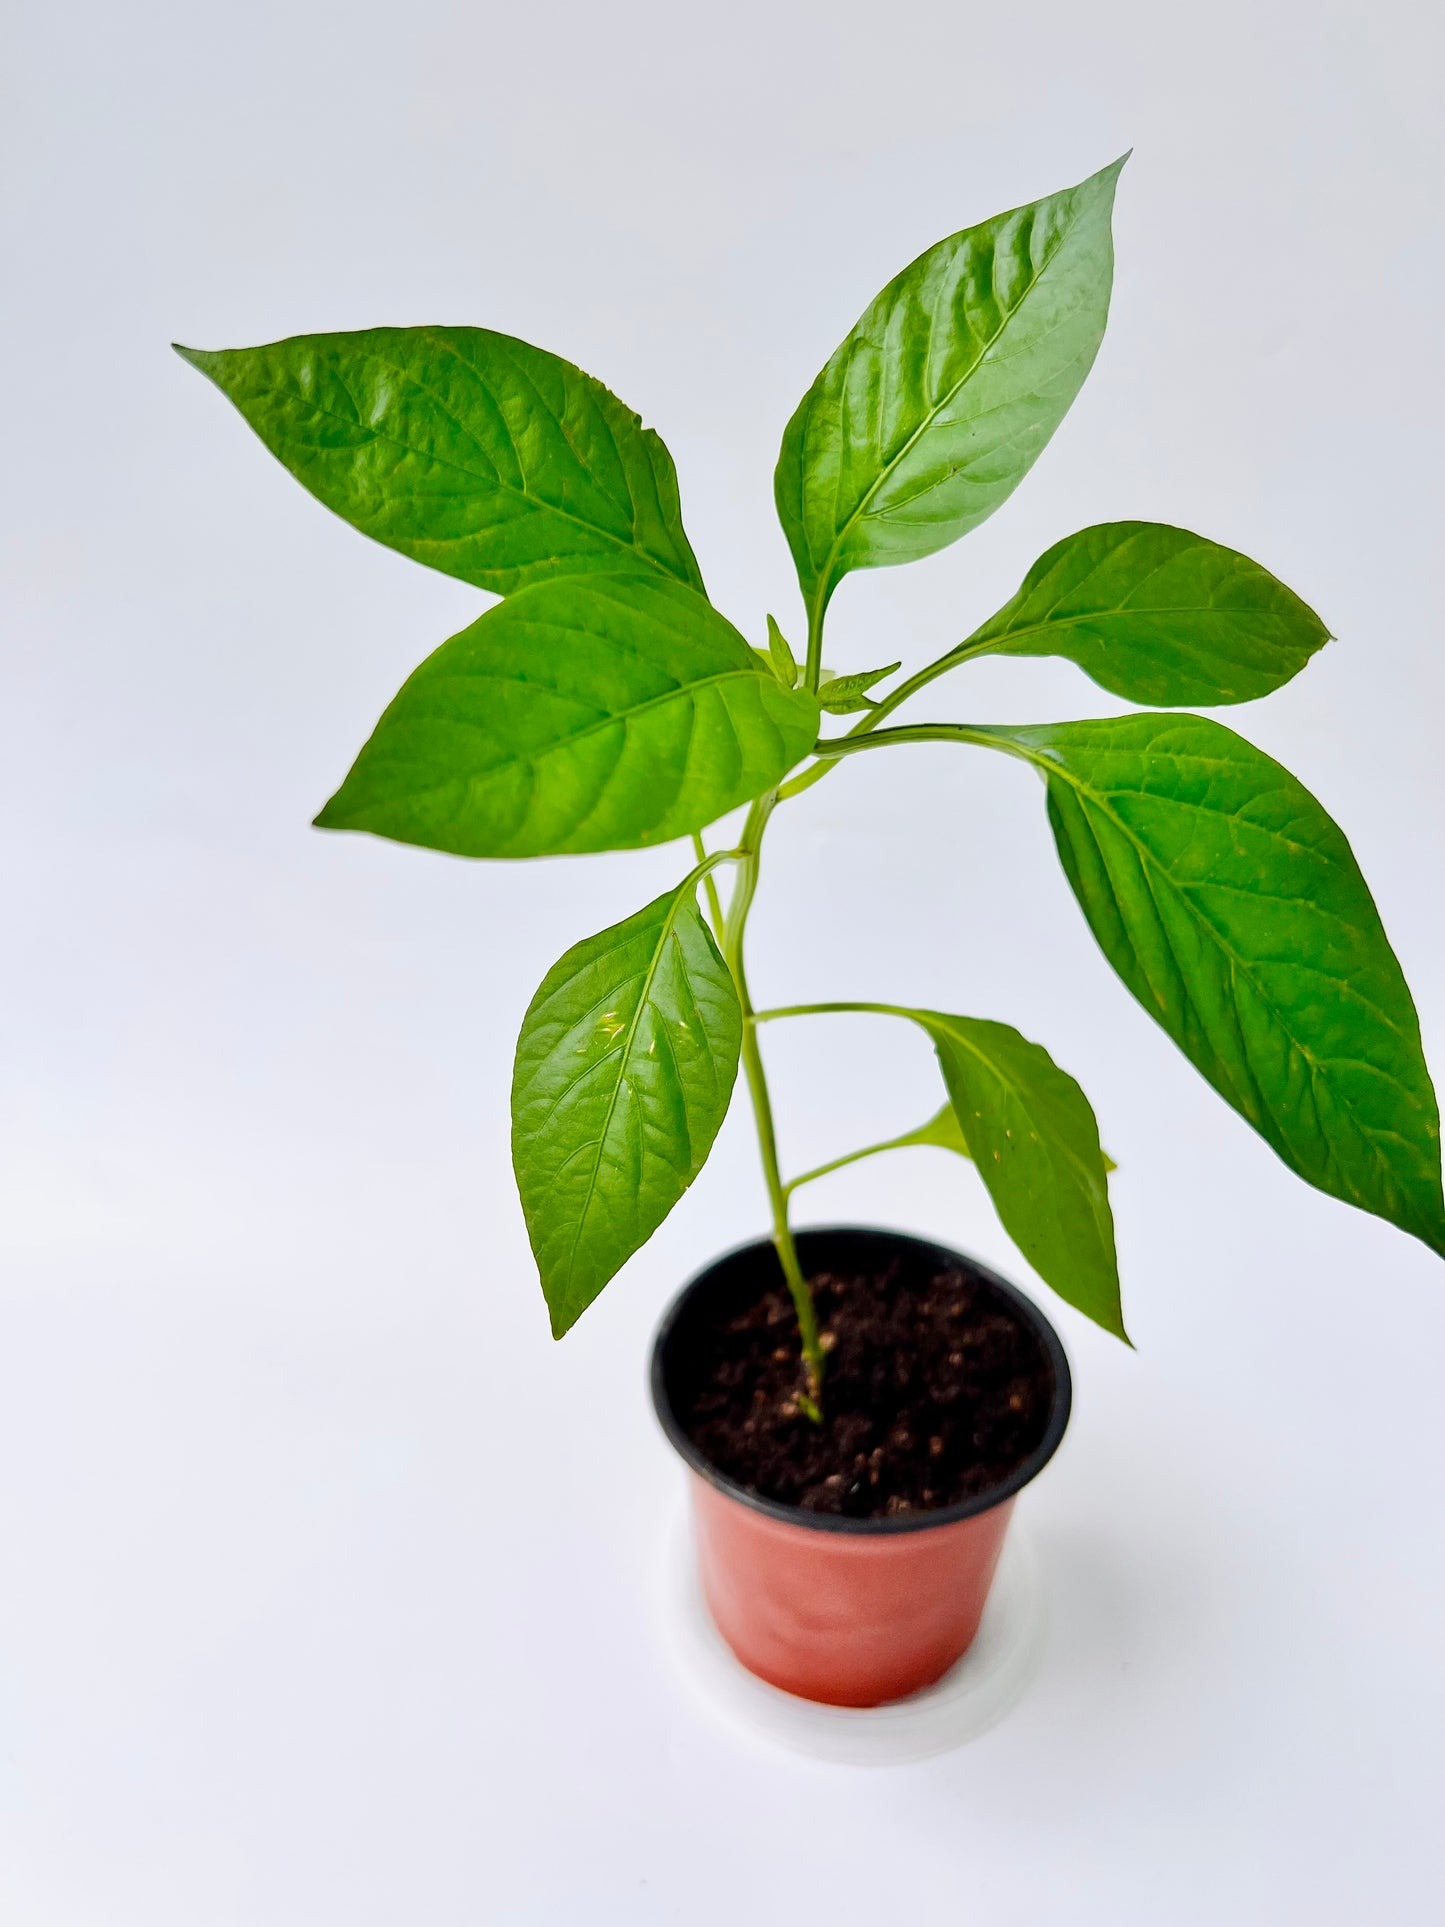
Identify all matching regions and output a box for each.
[314,573,820,857]
[176,327,705,597]
[512,880,742,1336]
[979,713,1445,1255]
[766,615,798,687]
[817,661,902,714]
[902,1012,1124,1338]
[775,157,1125,614]
[966,522,1330,706]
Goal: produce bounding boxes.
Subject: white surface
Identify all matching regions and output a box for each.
[662,1514,1046,1764]
[3,2,1443,1921]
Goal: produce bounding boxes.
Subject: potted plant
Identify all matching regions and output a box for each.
[178,156,1443,1710]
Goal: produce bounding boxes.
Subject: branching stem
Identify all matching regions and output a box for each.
[705,590,971,1409]
[783,1124,934,1198]
[718,709,1035,1397]
[754,999,913,1023]
[809,720,1022,763]
[778,636,1002,800]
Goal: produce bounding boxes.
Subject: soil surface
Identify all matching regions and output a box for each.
[677,1259,1056,1520]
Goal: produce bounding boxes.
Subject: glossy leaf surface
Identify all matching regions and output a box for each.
[315,574,820,857]
[904,1011,1124,1336]
[177,328,704,596]
[967,522,1330,705]
[775,159,1124,613]
[512,882,742,1335]
[981,714,1445,1254]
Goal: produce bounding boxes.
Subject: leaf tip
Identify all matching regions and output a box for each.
[1419,1211,1445,1264]
[547,1292,583,1340]
[1084,150,1131,202]
[311,792,349,831]
[1091,1302,1134,1347]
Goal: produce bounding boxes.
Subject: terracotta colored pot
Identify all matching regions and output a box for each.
[651,1227,1071,1708]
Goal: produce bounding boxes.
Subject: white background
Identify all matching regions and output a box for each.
[3,2,1442,1920]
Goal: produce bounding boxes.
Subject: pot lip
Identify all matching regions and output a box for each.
[649,1224,1073,1538]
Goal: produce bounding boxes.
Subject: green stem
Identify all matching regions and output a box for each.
[803,588,828,695]
[783,1124,934,1198]
[808,721,1030,765]
[754,999,913,1023]
[723,791,825,1403]
[847,637,998,735]
[777,637,1003,801]
[691,831,728,940]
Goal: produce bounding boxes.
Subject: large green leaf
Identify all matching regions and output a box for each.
[966,522,1330,705]
[977,713,1445,1254]
[902,1011,1124,1337]
[512,881,742,1336]
[775,158,1124,615]
[314,573,820,857]
[176,327,705,596]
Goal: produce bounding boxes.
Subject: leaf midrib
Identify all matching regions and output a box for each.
[986,608,1298,649]
[976,532,1322,661]
[1031,748,1426,1183]
[813,202,1086,596]
[258,343,690,584]
[560,903,704,1293]
[430,330,700,590]
[345,660,780,817]
[924,1016,1106,1206]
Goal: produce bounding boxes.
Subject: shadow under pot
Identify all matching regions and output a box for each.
[650,1226,1072,1709]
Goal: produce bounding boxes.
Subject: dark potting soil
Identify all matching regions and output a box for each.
[676,1261,1056,1520]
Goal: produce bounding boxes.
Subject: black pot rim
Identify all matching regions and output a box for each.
[649,1224,1073,1537]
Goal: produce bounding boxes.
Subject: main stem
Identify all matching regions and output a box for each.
[724,790,826,1402]
[706,606,1005,1401]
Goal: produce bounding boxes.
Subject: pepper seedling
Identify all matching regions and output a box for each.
[179,156,1443,1407]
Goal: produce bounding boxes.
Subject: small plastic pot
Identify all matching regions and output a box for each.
[651,1226,1071,1708]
